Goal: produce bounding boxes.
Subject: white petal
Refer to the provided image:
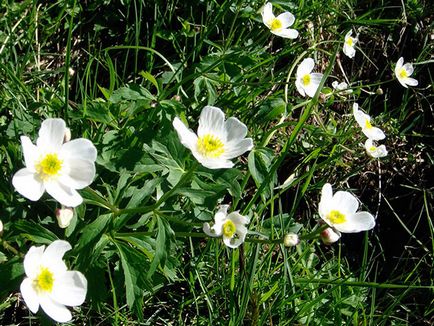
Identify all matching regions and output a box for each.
[39,295,72,323]
[404,77,418,87]
[223,225,247,249]
[215,205,229,223]
[42,240,71,263]
[276,12,295,28]
[224,117,248,142]
[335,211,375,233]
[319,183,333,219]
[396,57,404,70]
[228,211,250,226]
[295,79,306,97]
[12,168,45,201]
[61,139,97,161]
[345,30,353,39]
[203,222,222,237]
[331,190,359,215]
[343,44,356,58]
[403,63,414,75]
[45,181,83,207]
[363,126,385,141]
[173,117,199,152]
[261,2,274,26]
[51,271,87,306]
[59,158,96,189]
[20,278,40,313]
[24,245,45,278]
[192,154,234,169]
[397,77,408,88]
[353,106,370,129]
[273,28,299,39]
[20,136,39,172]
[304,78,322,97]
[223,138,254,159]
[198,106,226,138]
[297,58,314,77]
[320,227,341,245]
[36,119,66,151]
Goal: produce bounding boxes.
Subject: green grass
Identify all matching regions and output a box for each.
[0,0,433,325]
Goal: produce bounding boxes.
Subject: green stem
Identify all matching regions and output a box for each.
[295,278,433,290]
[1,239,22,257]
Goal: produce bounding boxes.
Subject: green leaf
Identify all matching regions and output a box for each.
[14,220,58,244]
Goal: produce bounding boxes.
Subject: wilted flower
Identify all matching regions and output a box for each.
[318,183,375,233]
[173,106,253,169]
[343,30,357,58]
[320,227,341,245]
[394,57,418,88]
[12,118,97,207]
[295,58,324,98]
[364,138,388,158]
[353,103,385,140]
[283,233,299,247]
[203,205,250,248]
[261,2,299,39]
[55,207,74,228]
[20,240,87,323]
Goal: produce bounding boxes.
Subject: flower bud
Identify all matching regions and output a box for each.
[283,233,299,247]
[0,219,3,235]
[320,227,341,245]
[56,208,74,228]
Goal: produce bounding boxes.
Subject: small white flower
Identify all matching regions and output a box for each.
[320,227,341,245]
[332,81,353,95]
[173,106,253,169]
[353,103,385,140]
[261,2,299,39]
[394,57,418,88]
[283,233,299,247]
[318,183,375,233]
[203,205,250,248]
[20,240,87,323]
[343,30,357,58]
[364,139,388,158]
[55,207,74,228]
[12,118,97,207]
[295,58,324,98]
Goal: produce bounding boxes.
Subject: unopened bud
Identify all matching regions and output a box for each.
[0,219,3,235]
[284,233,299,247]
[63,127,71,143]
[56,208,74,228]
[320,227,341,245]
[376,87,383,95]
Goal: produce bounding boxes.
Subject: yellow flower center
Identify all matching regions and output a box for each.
[222,220,236,238]
[197,134,225,158]
[346,37,353,47]
[35,153,63,180]
[35,267,54,293]
[269,18,282,31]
[301,74,311,86]
[327,210,346,224]
[364,120,372,129]
[369,146,377,152]
[398,67,408,79]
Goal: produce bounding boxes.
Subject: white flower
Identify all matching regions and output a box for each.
[320,227,341,245]
[20,240,87,323]
[261,2,299,39]
[319,183,375,233]
[353,103,385,140]
[173,106,253,169]
[12,118,97,207]
[283,233,299,247]
[0,219,3,234]
[394,57,418,88]
[203,205,250,248]
[364,138,388,158]
[56,207,74,228]
[332,81,353,95]
[343,30,357,58]
[295,58,324,98]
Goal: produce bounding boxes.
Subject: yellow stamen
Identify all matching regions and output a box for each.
[35,267,54,293]
[346,37,353,47]
[327,210,346,224]
[364,120,372,129]
[222,220,236,238]
[301,74,311,86]
[35,153,63,180]
[197,134,224,158]
[369,146,377,152]
[398,67,408,79]
[269,18,282,31]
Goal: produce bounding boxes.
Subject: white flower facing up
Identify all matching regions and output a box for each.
[394,57,418,88]
[203,205,250,248]
[343,30,357,58]
[364,138,388,158]
[353,103,385,140]
[320,227,341,245]
[20,240,87,323]
[261,2,299,39]
[295,58,324,98]
[12,118,97,207]
[319,183,375,233]
[173,106,253,169]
